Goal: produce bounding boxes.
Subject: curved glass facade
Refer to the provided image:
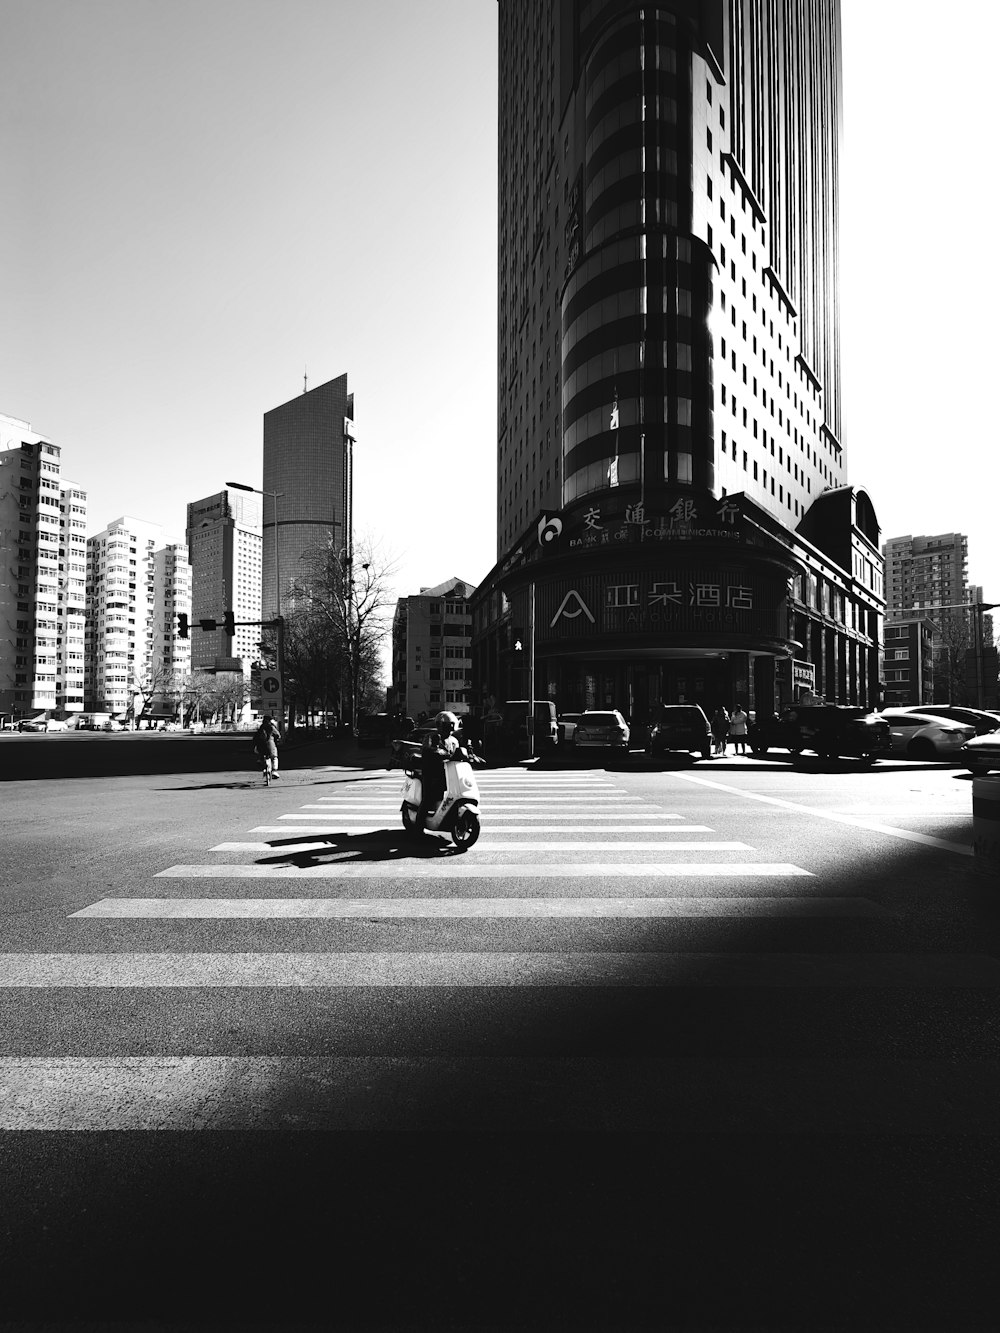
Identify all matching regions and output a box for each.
[560,8,715,507]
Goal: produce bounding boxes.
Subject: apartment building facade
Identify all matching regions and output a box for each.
[0,416,89,722]
[391,578,476,721]
[84,516,164,717]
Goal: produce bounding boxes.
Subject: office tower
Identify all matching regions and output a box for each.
[0,415,76,722]
[261,373,355,622]
[391,578,476,720]
[149,544,192,718]
[84,516,164,717]
[473,0,883,719]
[186,489,263,672]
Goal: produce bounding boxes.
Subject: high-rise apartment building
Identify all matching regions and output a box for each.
[0,415,88,722]
[186,490,263,672]
[883,533,993,704]
[150,544,192,717]
[391,578,476,720]
[883,533,969,622]
[261,373,355,621]
[57,475,89,713]
[84,516,164,717]
[473,1,883,721]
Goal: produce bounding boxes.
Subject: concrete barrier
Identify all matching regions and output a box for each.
[972,775,1000,870]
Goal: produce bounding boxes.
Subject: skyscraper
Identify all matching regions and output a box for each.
[186,489,263,672]
[262,373,355,621]
[473,0,884,721]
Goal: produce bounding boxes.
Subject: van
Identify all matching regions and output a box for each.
[499,700,558,753]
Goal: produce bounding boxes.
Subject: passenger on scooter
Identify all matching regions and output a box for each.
[418,710,460,828]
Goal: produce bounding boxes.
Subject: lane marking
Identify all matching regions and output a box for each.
[672,773,975,856]
[67,898,880,922]
[269,811,677,824]
[212,828,715,849]
[248,815,693,826]
[153,862,813,879]
[37,940,1000,994]
[202,841,751,854]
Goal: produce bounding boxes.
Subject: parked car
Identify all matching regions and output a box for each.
[557,712,584,745]
[878,709,975,760]
[573,709,630,751]
[960,732,1000,776]
[646,704,712,761]
[497,701,559,754]
[898,705,999,736]
[18,718,49,732]
[749,705,891,761]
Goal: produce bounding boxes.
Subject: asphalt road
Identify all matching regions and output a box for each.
[1,735,998,1330]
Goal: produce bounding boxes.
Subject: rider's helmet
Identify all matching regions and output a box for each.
[435,710,459,736]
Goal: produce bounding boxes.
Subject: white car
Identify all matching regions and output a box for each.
[573,709,630,750]
[878,709,975,760]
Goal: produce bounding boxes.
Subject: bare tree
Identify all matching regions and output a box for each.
[130,661,175,727]
[934,614,972,704]
[285,534,397,730]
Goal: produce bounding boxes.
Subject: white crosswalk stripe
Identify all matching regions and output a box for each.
[3,766,913,1133]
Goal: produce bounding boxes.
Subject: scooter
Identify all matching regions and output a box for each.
[400,741,483,850]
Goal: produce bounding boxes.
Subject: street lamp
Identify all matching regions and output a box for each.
[227,481,287,731]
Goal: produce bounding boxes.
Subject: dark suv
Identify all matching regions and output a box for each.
[749,705,891,761]
[647,705,713,760]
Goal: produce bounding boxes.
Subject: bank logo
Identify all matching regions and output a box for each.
[550,589,595,628]
[537,514,563,546]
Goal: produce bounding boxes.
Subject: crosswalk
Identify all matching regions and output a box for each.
[3,766,992,1133]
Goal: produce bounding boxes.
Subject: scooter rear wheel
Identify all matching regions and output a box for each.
[451,807,480,850]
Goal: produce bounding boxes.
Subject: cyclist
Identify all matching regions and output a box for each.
[253,715,281,780]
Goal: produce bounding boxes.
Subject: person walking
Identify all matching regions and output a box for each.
[711,706,731,756]
[729,705,749,755]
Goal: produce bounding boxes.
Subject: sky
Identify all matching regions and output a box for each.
[2,1,997,616]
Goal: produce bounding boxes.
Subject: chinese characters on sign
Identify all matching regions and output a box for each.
[612,582,755,610]
[568,498,741,549]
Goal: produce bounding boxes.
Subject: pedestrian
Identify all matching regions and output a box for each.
[710,706,730,756]
[729,705,749,754]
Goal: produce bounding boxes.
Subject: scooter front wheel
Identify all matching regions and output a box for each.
[401,804,420,836]
[451,807,480,850]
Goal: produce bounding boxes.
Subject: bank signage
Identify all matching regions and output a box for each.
[554,493,745,552]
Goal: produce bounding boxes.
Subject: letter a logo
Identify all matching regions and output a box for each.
[550,589,595,628]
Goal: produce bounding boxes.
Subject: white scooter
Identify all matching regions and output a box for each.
[400,739,483,849]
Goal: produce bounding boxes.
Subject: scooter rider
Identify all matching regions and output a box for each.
[418,710,460,829]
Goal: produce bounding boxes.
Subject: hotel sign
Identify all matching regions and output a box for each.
[537,565,784,643]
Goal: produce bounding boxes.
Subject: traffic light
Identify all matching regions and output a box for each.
[223,610,236,636]
[177,613,188,639]
[511,627,525,652]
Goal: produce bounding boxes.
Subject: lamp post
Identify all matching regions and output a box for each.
[227,481,286,732]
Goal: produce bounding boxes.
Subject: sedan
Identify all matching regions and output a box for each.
[899,705,999,736]
[878,709,975,760]
[573,710,630,750]
[960,732,1000,776]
